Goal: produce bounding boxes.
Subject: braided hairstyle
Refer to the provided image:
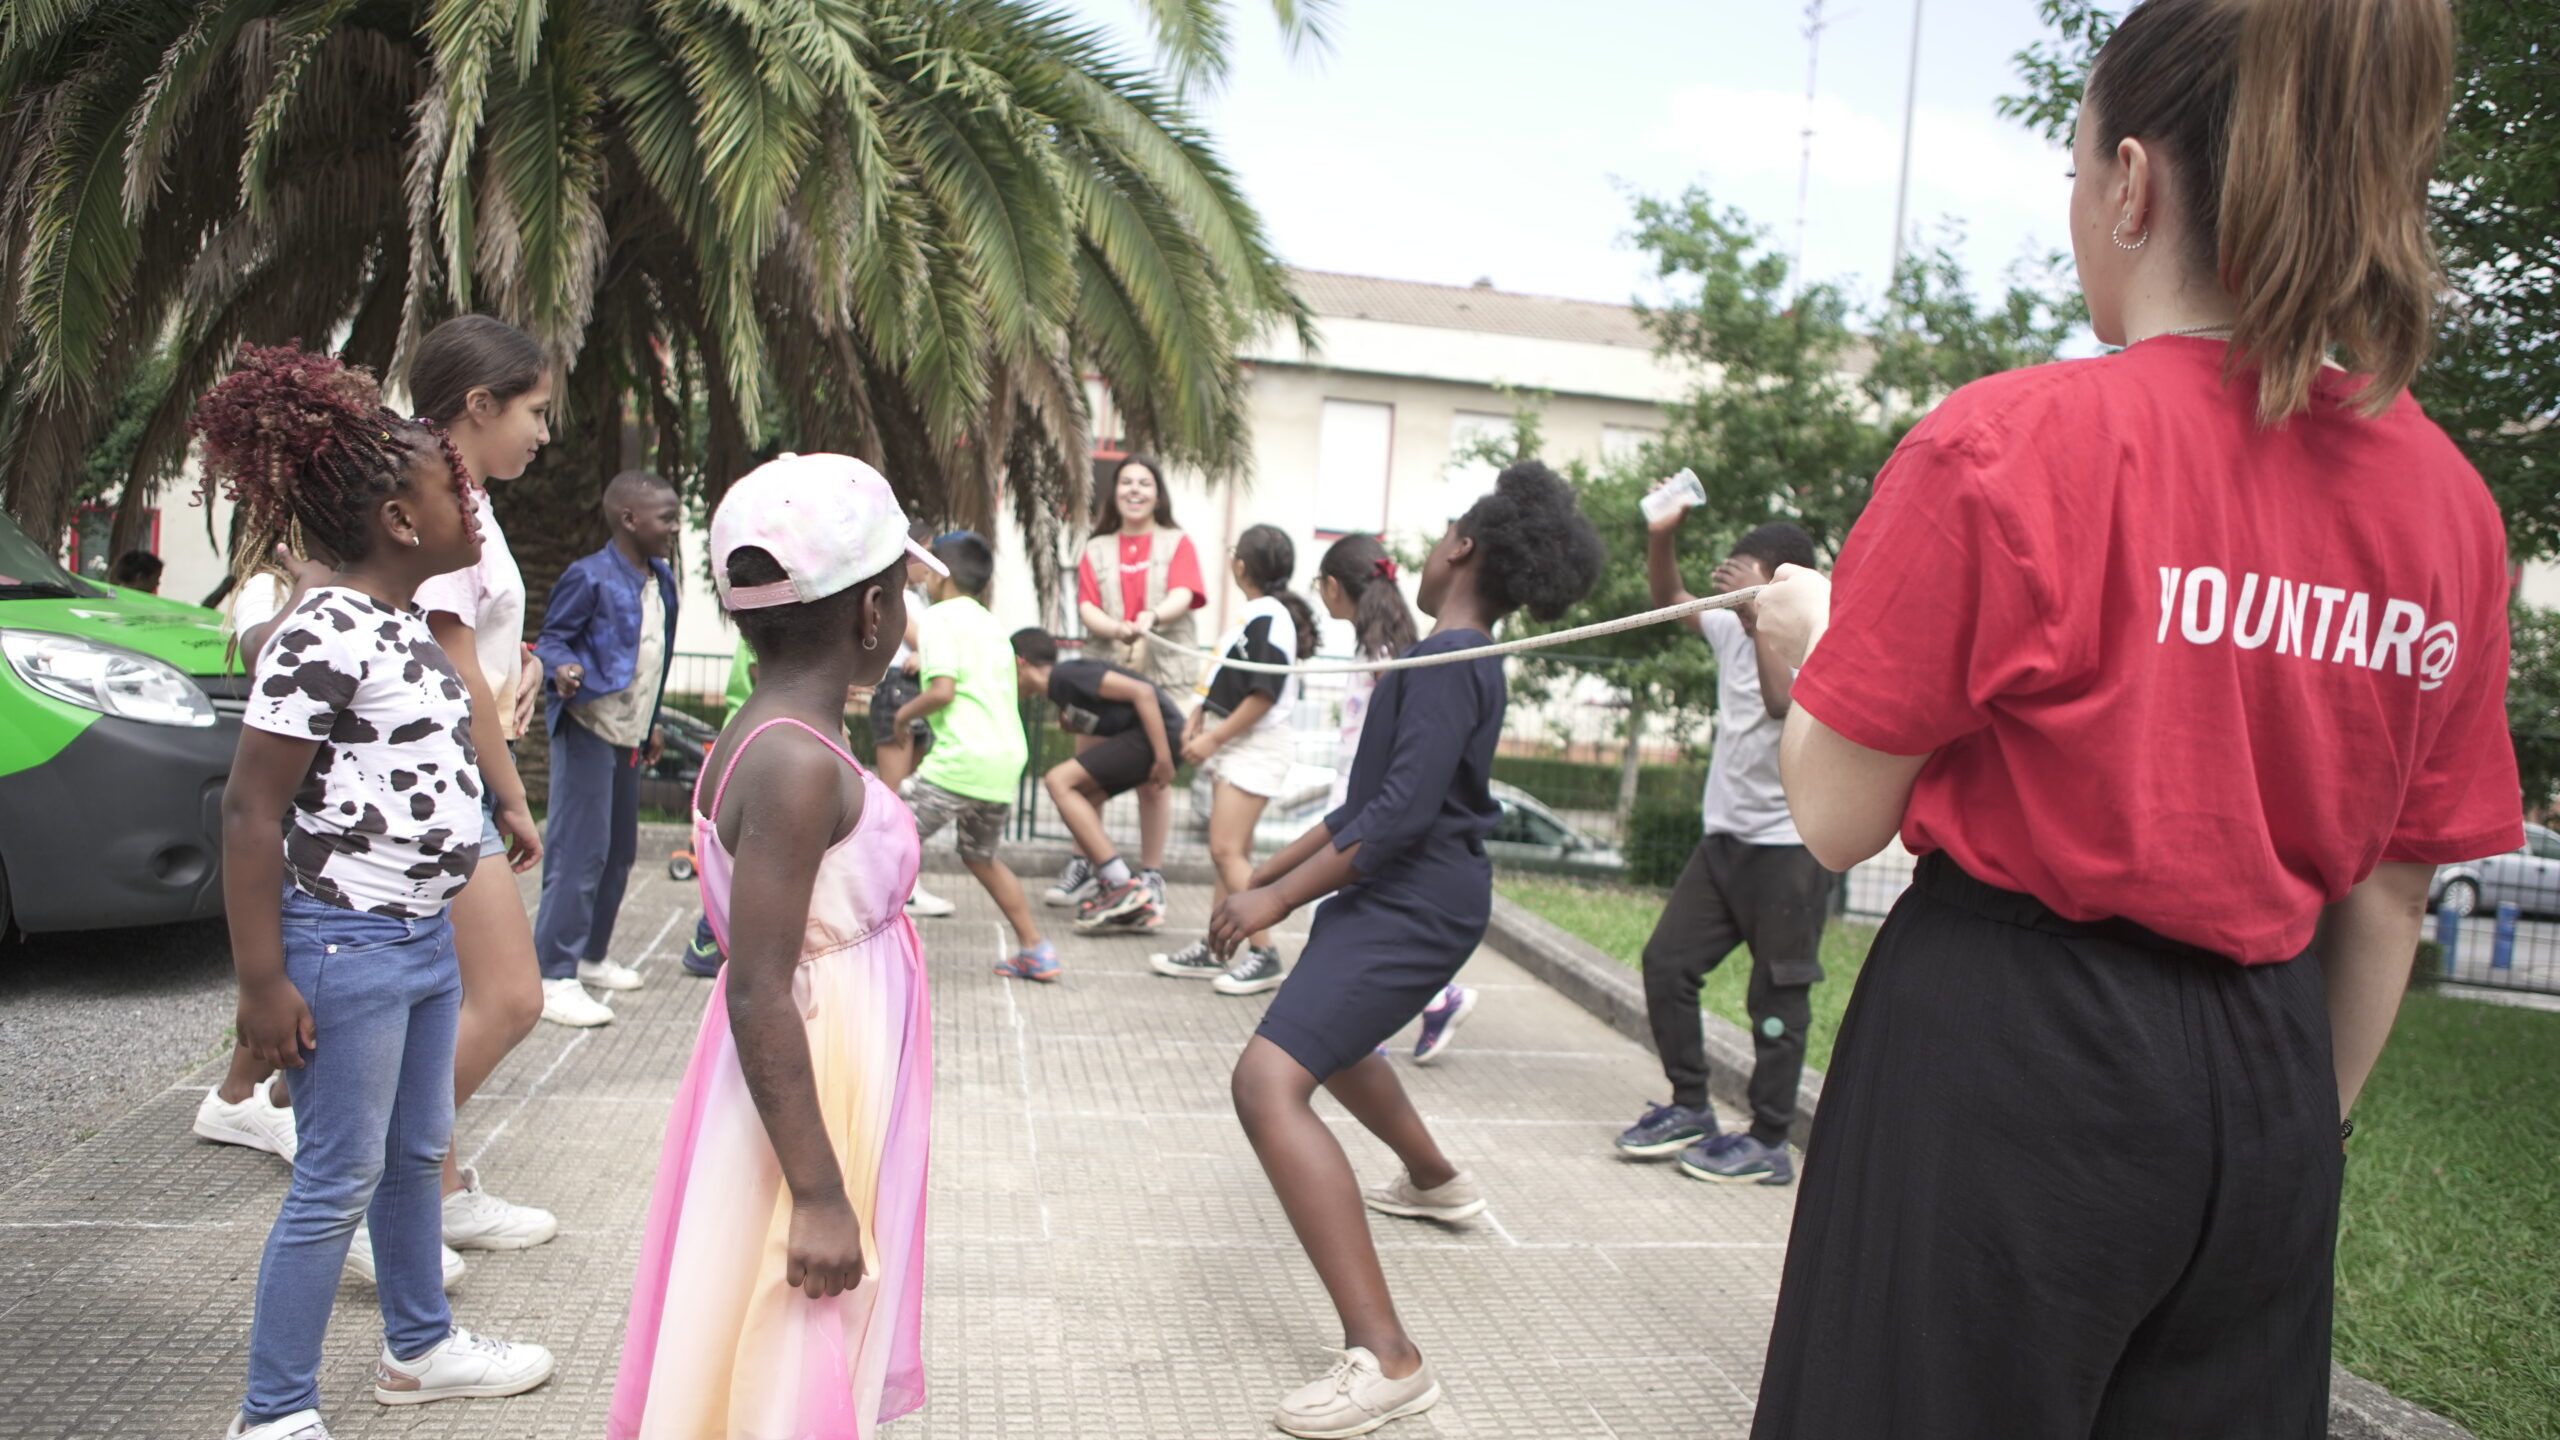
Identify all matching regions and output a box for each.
[191,345,478,594]
[1318,533,1417,661]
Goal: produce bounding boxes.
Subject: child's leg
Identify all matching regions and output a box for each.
[1324,1051,1460,1192]
[958,801,1044,949]
[1207,781,1274,947]
[241,906,427,1423]
[532,719,614,979]
[216,1043,279,1107]
[1042,761,1120,869]
[374,922,463,1359]
[1230,1037,1423,1377]
[440,863,542,1194]
[1641,838,1744,1113]
[583,744,645,961]
[1137,780,1171,872]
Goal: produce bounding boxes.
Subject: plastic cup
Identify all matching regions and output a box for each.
[1641,468,1706,525]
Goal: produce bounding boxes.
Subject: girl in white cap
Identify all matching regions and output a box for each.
[610,454,943,1439]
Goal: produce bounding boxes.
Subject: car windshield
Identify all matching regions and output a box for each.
[0,510,93,599]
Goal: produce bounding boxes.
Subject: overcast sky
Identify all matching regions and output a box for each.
[1061,0,2081,311]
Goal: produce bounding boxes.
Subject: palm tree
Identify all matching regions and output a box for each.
[0,0,1319,615]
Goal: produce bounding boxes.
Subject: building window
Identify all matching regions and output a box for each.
[1443,411,1514,524]
[1601,424,1657,466]
[1316,399,1393,536]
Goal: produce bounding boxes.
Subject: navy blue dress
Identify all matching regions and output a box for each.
[1255,629,1505,1079]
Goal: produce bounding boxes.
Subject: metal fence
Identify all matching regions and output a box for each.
[655,648,2557,996]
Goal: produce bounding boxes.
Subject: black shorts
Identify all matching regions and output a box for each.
[1752,854,2342,1440]
[868,675,933,756]
[1065,718,1182,799]
[1256,853,1490,1080]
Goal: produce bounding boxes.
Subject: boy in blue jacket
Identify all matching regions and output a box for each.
[532,470,682,1025]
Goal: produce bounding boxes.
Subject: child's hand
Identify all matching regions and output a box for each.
[787,1190,867,1300]
[1149,751,1177,789]
[237,975,315,1074]
[1181,731,1219,767]
[513,651,541,733]
[552,662,585,699]
[1209,886,1289,959]
[495,800,543,873]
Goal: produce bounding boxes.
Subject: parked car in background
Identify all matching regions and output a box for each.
[2430,823,2560,918]
[0,509,239,935]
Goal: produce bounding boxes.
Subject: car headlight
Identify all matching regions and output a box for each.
[1,629,216,728]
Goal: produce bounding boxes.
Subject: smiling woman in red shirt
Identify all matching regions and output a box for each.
[1744,2,2521,1437]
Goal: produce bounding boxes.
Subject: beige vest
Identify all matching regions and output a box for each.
[1081,528,1201,694]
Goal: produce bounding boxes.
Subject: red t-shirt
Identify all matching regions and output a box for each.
[1793,338,2522,962]
[1076,531,1207,620]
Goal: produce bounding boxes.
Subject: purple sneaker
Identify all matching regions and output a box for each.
[1412,985,1478,1064]
[1677,1133,1794,1186]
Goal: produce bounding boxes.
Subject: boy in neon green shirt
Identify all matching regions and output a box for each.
[894,532,1054,979]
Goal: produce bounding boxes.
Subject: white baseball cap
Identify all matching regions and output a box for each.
[709,452,944,611]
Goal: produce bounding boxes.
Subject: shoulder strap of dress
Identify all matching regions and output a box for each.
[702,717,866,820]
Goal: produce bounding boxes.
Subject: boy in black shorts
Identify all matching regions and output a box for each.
[1012,629,1182,934]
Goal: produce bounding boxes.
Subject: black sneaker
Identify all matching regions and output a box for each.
[679,919,723,977]
[1212,947,1286,996]
[1043,857,1095,909]
[1614,1101,1714,1159]
[1677,1133,1794,1186]
[1149,939,1224,979]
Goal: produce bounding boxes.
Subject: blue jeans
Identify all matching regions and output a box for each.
[534,714,639,979]
[243,888,460,1423]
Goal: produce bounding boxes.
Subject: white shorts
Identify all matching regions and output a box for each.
[1203,719,1296,800]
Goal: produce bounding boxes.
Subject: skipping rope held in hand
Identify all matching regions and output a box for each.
[1133,586,1767,676]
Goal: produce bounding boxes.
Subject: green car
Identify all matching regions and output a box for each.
[0,507,242,935]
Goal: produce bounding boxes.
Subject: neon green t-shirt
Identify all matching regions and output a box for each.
[913,596,1028,804]
[724,637,754,713]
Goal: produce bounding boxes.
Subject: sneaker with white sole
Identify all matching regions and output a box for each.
[342,1225,465,1290]
[1362,1168,1487,1225]
[371,1324,556,1406]
[1411,985,1478,1065]
[226,1408,332,1440]
[1273,1346,1441,1438]
[540,977,614,1028]
[1149,939,1224,979]
[1042,856,1095,908]
[442,1166,558,1250]
[904,884,957,919]
[194,1076,299,1164]
[576,958,644,992]
[1211,946,1287,996]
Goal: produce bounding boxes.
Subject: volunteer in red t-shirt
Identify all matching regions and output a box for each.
[1744,2,2521,1436]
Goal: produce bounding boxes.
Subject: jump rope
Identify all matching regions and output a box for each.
[1117,585,1768,677]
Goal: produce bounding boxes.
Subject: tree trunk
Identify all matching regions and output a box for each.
[1616,686,1650,829]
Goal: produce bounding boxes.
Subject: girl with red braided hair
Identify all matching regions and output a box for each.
[199,345,554,1440]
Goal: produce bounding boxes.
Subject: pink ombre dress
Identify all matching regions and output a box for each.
[611,718,931,1440]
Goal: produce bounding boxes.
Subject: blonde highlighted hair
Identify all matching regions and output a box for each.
[2090,0,2453,424]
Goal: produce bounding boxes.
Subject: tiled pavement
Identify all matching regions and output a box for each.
[0,855,1791,1439]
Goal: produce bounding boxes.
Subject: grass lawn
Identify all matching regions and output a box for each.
[2332,990,2560,1440]
[1499,874,2560,1439]
[1497,874,1873,1073]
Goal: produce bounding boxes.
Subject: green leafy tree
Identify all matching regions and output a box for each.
[1995,0,2560,558]
[0,0,1317,613]
[2511,603,2560,816]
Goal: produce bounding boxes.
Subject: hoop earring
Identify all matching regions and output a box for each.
[2111,218,2148,252]
[863,632,879,651]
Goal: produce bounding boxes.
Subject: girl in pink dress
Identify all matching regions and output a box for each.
[612,454,947,1440]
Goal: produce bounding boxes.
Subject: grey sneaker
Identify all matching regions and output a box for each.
[1677,1133,1795,1186]
[1211,946,1286,995]
[1362,1168,1487,1224]
[1149,939,1224,979]
[227,1410,332,1440]
[1273,1347,1441,1438]
[1043,857,1095,908]
[1614,1100,1714,1159]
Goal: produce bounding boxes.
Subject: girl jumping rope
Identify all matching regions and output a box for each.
[1212,464,1603,1437]
[204,345,554,1440]
[611,453,941,1440]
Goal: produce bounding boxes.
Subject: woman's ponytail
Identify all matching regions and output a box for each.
[2090,0,2454,424]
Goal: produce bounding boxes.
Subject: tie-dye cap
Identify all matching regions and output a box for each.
[710,452,944,611]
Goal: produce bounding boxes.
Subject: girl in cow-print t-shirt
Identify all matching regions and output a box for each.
[246,586,483,917]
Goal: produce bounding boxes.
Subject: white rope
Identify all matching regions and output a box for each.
[1122,586,1766,676]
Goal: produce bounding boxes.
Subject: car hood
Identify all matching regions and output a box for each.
[0,595,234,677]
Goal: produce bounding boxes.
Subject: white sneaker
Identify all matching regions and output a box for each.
[373,1324,556,1405]
[540,977,615,1027]
[442,1166,558,1250]
[576,957,644,991]
[1273,1347,1441,1438]
[342,1225,466,1290]
[904,884,957,918]
[194,1076,299,1164]
[226,1408,332,1440]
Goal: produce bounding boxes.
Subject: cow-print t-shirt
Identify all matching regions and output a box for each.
[244,587,482,918]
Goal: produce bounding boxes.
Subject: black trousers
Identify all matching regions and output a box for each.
[1641,834,1832,1144]
[1751,855,2343,1440]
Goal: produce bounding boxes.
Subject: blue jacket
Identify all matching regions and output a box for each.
[534,544,680,739]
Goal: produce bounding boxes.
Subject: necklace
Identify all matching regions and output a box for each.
[2133,322,2235,344]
